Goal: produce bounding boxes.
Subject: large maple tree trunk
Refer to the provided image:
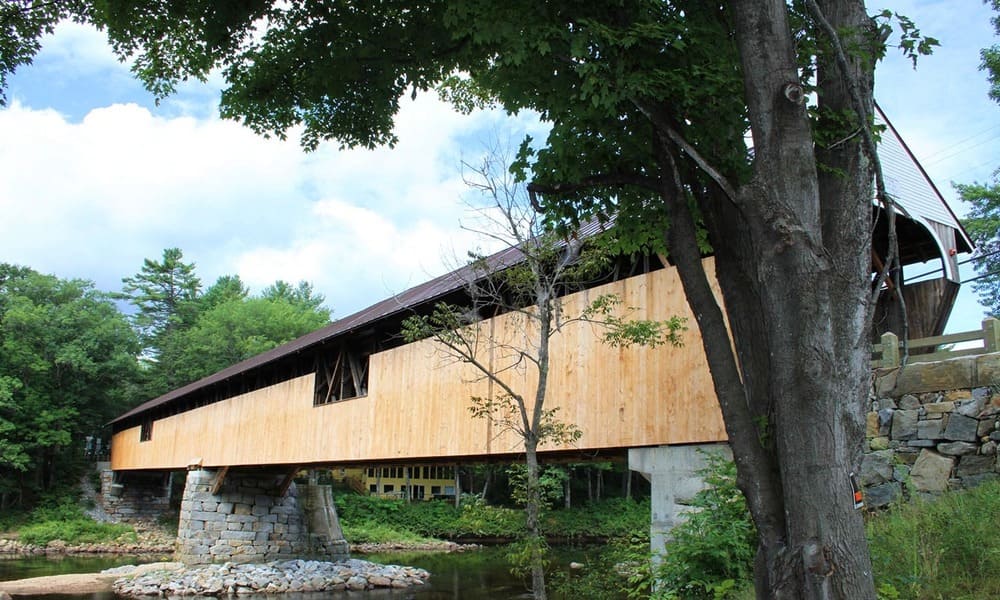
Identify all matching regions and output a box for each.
[657,1,877,598]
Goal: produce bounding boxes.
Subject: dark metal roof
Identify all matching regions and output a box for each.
[111,220,611,424]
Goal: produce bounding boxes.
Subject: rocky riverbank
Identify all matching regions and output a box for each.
[108,558,430,596]
[350,540,481,553]
[0,525,174,556]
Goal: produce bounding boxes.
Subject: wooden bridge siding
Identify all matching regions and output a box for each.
[111,262,727,471]
[544,264,725,450]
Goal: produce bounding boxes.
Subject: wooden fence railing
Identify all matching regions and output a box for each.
[872,317,1000,368]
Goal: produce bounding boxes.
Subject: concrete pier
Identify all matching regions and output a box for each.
[629,444,731,559]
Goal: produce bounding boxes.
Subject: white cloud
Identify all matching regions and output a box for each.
[39,21,124,73]
[0,91,539,317]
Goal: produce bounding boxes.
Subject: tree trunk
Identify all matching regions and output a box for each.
[720,2,876,597]
[524,441,547,600]
[644,2,877,598]
[481,472,489,499]
[564,472,571,509]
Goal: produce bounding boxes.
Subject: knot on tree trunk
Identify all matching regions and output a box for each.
[783,82,805,104]
[803,540,835,577]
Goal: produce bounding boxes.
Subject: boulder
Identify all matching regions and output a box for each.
[955,455,996,478]
[864,482,901,509]
[936,442,978,456]
[910,450,954,492]
[891,410,919,440]
[860,451,894,486]
[942,414,979,442]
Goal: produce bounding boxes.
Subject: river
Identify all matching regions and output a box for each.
[0,546,625,599]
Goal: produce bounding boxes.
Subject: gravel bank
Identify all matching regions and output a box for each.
[110,558,430,597]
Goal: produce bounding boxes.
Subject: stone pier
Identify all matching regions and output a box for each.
[98,465,172,523]
[176,468,349,565]
[629,443,731,560]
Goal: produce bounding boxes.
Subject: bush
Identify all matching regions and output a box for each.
[340,521,434,545]
[29,501,86,524]
[334,492,650,542]
[18,518,135,546]
[542,497,650,539]
[652,453,756,600]
[550,535,652,600]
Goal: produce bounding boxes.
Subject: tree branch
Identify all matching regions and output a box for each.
[805,0,908,360]
[631,99,740,204]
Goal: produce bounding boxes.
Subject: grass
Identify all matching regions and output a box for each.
[340,521,438,545]
[18,518,136,547]
[9,497,137,547]
[867,479,1000,600]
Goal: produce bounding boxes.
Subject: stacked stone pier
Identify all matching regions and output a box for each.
[176,468,349,565]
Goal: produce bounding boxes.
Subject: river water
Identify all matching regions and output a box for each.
[0,546,622,599]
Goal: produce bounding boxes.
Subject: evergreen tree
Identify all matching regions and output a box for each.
[120,247,201,352]
[958,179,1000,315]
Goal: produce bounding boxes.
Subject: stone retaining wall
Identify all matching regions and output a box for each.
[864,352,1000,507]
[176,469,349,565]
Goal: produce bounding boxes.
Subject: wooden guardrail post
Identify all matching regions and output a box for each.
[880,331,900,368]
[984,318,1000,353]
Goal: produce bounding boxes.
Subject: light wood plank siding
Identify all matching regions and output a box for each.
[111,260,727,471]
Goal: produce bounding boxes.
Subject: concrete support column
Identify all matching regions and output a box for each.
[176,469,349,565]
[628,443,731,560]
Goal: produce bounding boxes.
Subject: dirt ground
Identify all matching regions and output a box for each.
[0,562,182,596]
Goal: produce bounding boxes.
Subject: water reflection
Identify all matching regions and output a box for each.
[0,546,599,599]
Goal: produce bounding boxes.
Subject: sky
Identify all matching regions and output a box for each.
[1,1,998,337]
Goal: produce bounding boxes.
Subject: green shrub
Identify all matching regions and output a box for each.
[653,453,756,600]
[29,502,85,524]
[550,535,652,600]
[340,521,434,545]
[455,495,524,537]
[542,497,650,539]
[868,479,1000,600]
[18,518,135,546]
[334,491,649,542]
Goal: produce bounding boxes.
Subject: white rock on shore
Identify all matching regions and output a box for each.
[110,558,430,597]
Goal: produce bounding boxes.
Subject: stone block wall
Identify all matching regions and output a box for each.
[864,352,1000,507]
[176,469,349,565]
[99,468,172,523]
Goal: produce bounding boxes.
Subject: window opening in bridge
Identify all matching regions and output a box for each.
[314,347,370,405]
[140,418,153,442]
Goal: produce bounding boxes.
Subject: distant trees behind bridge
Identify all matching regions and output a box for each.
[0,251,331,509]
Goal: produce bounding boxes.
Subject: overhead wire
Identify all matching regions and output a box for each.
[903,247,1000,282]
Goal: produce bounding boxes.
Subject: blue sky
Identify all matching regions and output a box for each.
[1,1,998,337]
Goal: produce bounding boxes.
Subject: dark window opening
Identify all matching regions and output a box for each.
[140,419,153,442]
[314,346,370,405]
